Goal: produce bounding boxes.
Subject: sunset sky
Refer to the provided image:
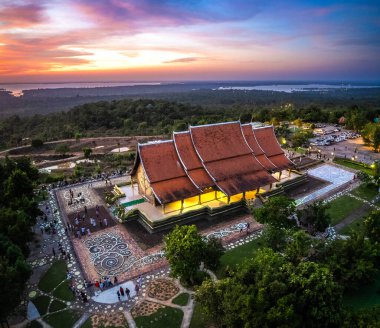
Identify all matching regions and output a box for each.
[0,0,379,82]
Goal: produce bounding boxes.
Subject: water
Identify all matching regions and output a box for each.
[0,82,161,97]
[217,83,380,93]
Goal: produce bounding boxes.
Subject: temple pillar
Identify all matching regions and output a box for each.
[243,192,246,200]
[215,190,217,200]
[288,169,291,177]
[180,199,184,213]
[198,194,201,205]
[278,171,282,181]
[162,204,165,214]
[227,196,230,204]
[269,183,273,190]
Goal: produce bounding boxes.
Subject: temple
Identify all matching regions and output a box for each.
[122,121,300,232]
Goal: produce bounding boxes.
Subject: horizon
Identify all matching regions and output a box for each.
[0,0,379,82]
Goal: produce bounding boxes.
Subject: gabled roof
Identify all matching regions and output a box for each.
[241,124,277,171]
[173,132,215,190]
[190,122,276,195]
[253,126,295,170]
[136,141,200,204]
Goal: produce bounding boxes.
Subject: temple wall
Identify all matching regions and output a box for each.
[134,164,155,203]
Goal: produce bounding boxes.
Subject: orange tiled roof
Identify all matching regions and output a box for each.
[190,122,276,195]
[138,141,200,203]
[173,132,215,190]
[253,126,294,170]
[241,124,278,171]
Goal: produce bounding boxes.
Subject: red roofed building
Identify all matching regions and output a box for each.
[130,121,295,217]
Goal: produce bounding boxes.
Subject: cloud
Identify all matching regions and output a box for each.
[0,2,45,28]
[163,57,202,64]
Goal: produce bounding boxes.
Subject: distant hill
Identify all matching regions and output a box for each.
[1,82,380,117]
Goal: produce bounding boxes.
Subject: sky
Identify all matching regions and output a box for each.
[0,0,379,82]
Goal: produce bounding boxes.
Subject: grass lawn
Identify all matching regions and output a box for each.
[189,302,209,328]
[339,216,366,235]
[44,310,81,328]
[32,296,50,316]
[38,260,67,293]
[344,272,380,310]
[134,307,183,328]
[350,183,379,201]
[172,293,190,306]
[52,282,75,302]
[49,300,67,313]
[216,237,262,278]
[334,158,374,176]
[81,317,92,328]
[326,195,364,226]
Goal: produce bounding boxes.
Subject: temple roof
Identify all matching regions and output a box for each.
[173,131,215,190]
[253,126,295,171]
[189,122,276,195]
[132,121,294,204]
[137,141,200,203]
[241,124,278,171]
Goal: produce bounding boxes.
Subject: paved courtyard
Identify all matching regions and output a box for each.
[296,164,355,205]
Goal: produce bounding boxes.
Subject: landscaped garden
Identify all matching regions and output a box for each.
[326,195,364,226]
[29,260,79,327]
[133,306,183,328]
[350,183,379,201]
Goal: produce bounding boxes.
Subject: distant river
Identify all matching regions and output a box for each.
[0,82,162,97]
[217,83,380,93]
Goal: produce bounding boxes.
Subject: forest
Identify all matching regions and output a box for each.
[1,96,380,150]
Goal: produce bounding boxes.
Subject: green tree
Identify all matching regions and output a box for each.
[324,232,379,289]
[284,230,313,264]
[253,196,296,228]
[373,125,380,152]
[5,169,34,199]
[299,201,331,234]
[364,211,380,243]
[261,225,289,251]
[83,147,92,159]
[31,139,43,148]
[164,225,205,284]
[203,237,225,270]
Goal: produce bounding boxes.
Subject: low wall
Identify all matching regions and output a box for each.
[123,200,250,234]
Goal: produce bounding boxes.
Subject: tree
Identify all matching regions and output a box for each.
[298,201,331,234]
[195,248,343,327]
[31,139,43,148]
[203,237,225,270]
[284,230,313,264]
[5,169,34,199]
[83,147,92,159]
[373,125,380,152]
[253,196,296,228]
[164,225,205,284]
[364,211,380,243]
[323,232,379,289]
[260,225,289,252]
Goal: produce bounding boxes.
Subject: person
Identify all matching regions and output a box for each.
[67,253,71,262]
[120,286,125,297]
[87,228,91,236]
[76,230,81,238]
[246,222,250,235]
[99,281,104,290]
[81,227,85,236]
[95,281,100,289]
[99,219,103,227]
[135,283,139,295]
[117,290,121,301]
[52,247,56,257]
[125,287,130,299]
[84,205,88,215]
[114,276,118,284]
[103,218,108,227]
[138,274,142,287]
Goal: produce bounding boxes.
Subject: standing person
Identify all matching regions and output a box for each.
[138,274,142,287]
[135,283,139,295]
[84,205,88,216]
[125,287,130,299]
[117,290,121,301]
[52,247,56,257]
[120,286,125,297]
[103,218,108,227]
[114,276,118,284]
[87,228,91,236]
